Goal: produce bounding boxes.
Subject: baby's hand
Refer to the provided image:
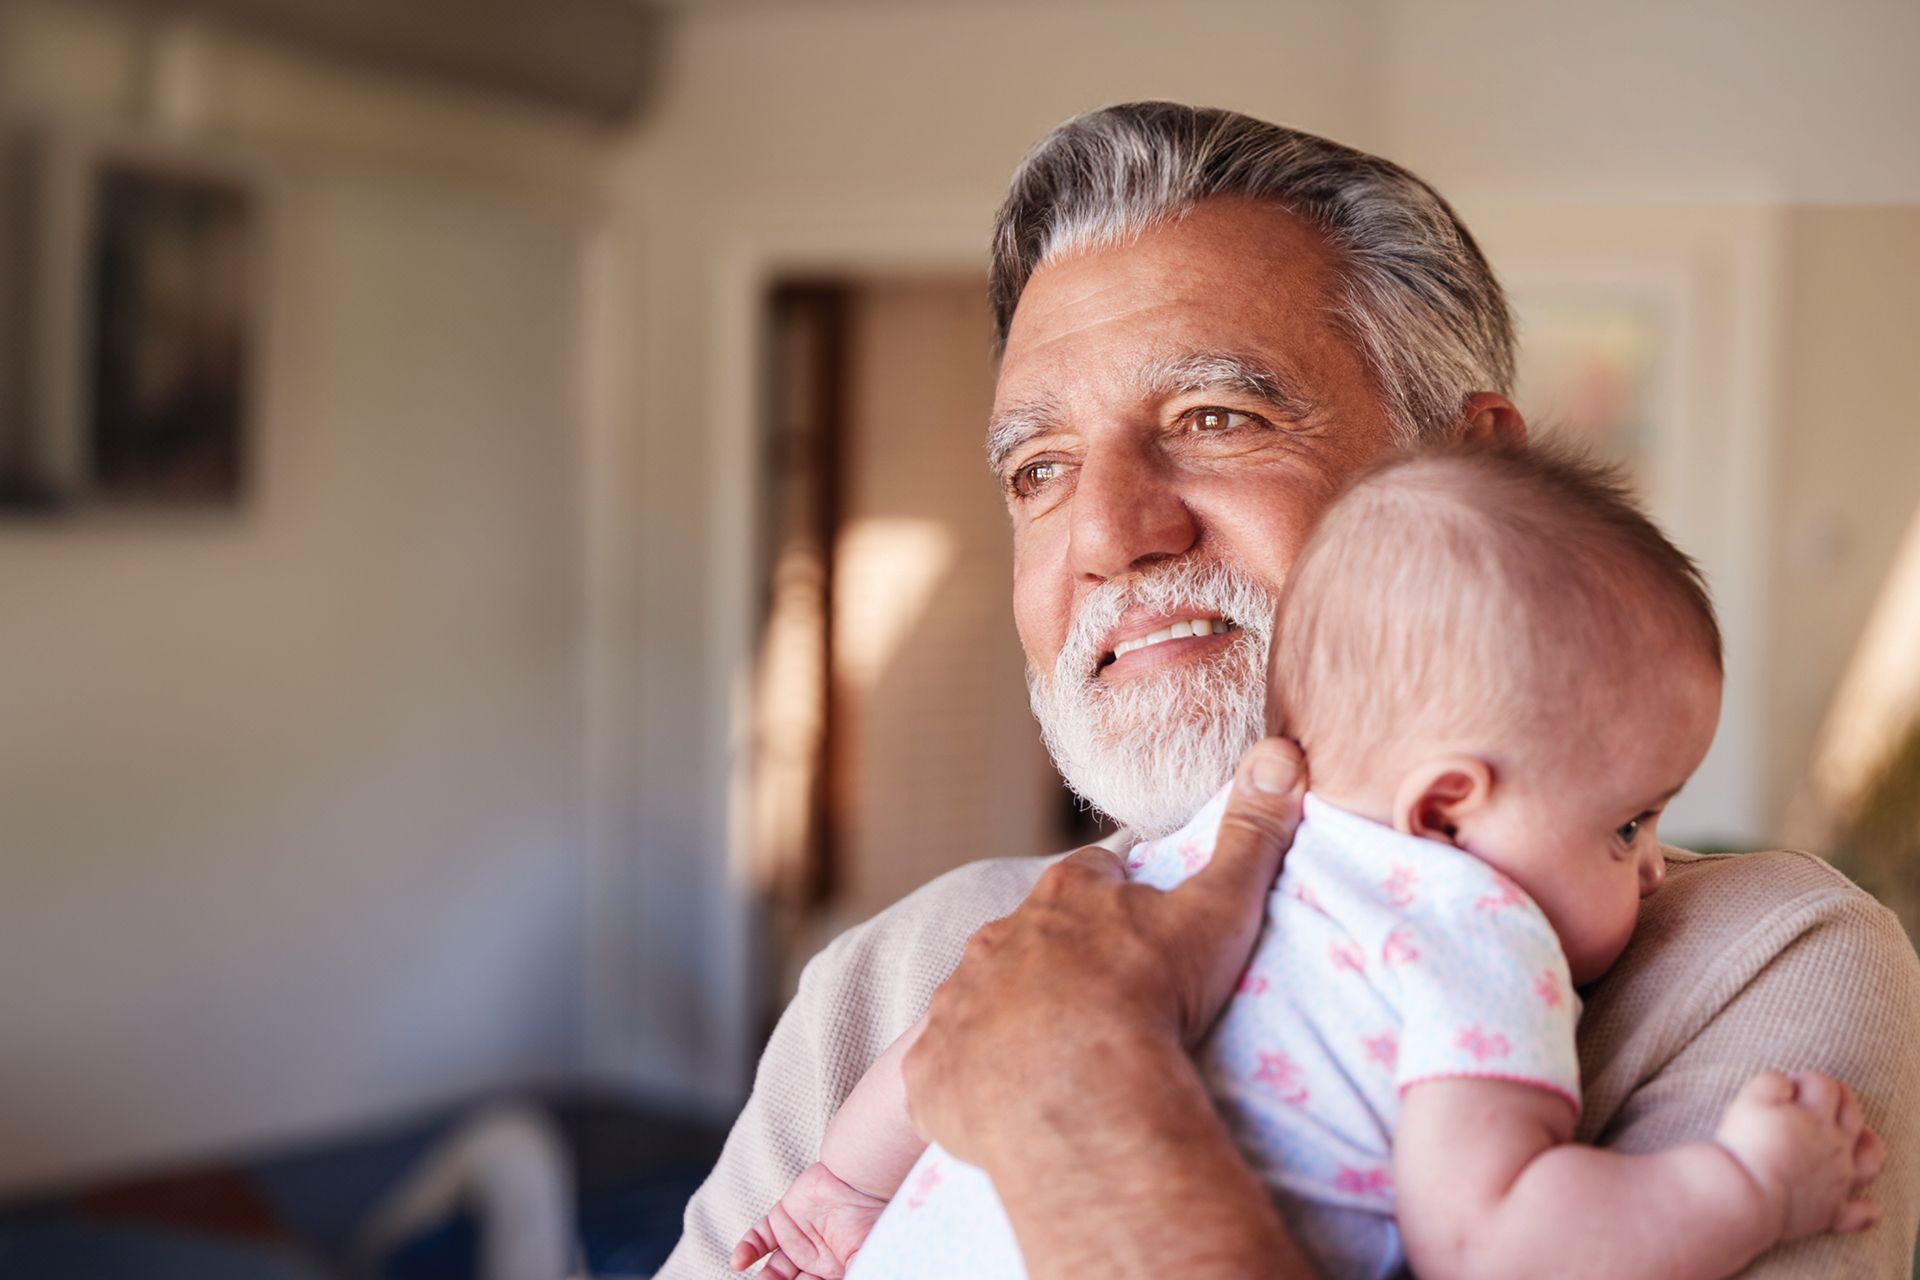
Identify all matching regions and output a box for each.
[1714,1070,1885,1243]
[730,1161,890,1279]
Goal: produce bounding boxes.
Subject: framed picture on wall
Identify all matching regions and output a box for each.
[2,127,266,509]
[1508,287,1670,493]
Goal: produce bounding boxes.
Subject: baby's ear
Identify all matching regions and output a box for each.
[1392,755,1494,845]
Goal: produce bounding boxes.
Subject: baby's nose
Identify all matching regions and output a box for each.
[1639,850,1668,898]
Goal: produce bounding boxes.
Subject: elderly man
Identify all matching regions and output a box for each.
[662,103,1920,1278]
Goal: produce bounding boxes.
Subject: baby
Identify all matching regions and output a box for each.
[732,445,1879,1280]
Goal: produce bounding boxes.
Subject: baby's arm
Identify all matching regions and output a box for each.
[1396,1071,1881,1280]
[818,1015,931,1195]
[731,1018,929,1277]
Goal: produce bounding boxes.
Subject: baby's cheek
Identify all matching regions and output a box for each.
[1567,889,1642,985]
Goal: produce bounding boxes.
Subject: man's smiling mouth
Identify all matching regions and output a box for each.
[1099,617,1241,671]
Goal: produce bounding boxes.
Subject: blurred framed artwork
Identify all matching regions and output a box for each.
[2,128,265,509]
[1508,289,1669,493]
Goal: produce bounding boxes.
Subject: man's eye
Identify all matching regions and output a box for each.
[1184,407,1261,433]
[1615,818,1643,845]
[1010,459,1064,497]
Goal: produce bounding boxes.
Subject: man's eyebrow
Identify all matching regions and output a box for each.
[984,351,1320,479]
[1138,351,1320,421]
[985,401,1058,479]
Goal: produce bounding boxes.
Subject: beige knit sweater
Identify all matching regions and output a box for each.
[659,846,1920,1278]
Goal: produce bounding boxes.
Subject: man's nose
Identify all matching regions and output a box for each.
[1639,848,1667,898]
[1066,437,1198,579]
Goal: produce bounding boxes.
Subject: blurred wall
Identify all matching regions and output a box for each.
[0,0,610,1191]
[829,279,1058,937]
[1768,209,1920,816]
[605,0,1920,1107]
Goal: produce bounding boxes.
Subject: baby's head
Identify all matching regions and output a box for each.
[1268,444,1723,984]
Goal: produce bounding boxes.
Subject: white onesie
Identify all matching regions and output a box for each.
[845,789,1582,1280]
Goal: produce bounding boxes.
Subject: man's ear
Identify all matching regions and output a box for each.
[1456,393,1528,449]
[1391,756,1494,845]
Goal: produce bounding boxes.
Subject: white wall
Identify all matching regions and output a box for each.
[0,0,608,1191]
[1768,209,1920,831]
[1380,0,1920,203]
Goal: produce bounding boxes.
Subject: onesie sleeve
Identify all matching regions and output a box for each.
[1386,866,1583,1116]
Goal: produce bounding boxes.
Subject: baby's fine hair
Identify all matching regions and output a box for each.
[1267,442,1721,784]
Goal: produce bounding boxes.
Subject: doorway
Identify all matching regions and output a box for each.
[746,276,1098,1008]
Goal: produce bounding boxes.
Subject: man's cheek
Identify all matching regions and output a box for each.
[1009,567,1062,672]
[1009,529,1071,659]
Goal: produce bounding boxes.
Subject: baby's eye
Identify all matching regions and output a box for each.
[1615,817,1643,845]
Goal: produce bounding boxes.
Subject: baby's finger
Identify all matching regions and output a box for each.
[1835,1082,1864,1136]
[1832,1197,1881,1234]
[1793,1072,1841,1120]
[731,1220,775,1271]
[1853,1125,1887,1185]
[764,1251,802,1280]
[1735,1070,1796,1107]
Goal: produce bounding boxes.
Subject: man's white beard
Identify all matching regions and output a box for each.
[1028,558,1276,840]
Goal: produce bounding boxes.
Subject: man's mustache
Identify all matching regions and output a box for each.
[1054,559,1278,685]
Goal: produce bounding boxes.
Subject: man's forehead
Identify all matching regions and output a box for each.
[1003,197,1339,327]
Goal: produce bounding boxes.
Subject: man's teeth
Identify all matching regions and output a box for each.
[1111,618,1235,660]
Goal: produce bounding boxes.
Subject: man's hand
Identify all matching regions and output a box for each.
[902,736,1308,1169]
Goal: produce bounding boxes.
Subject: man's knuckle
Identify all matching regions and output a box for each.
[1032,863,1084,902]
[968,920,1006,953]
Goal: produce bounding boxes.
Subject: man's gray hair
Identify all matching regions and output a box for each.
[989,102,1516,442]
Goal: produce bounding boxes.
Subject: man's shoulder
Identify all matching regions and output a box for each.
[1580,845,1920,1120]
[802,855,1064,1000]
[1631,845,1907,962]
[872,853,1059,936]
[1601,845,1915,1003]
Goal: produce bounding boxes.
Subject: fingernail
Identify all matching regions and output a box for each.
[1251,746,1298,794]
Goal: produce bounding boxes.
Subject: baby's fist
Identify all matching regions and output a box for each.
[1715,1070,1884,1243]
[731,1161,890,1279]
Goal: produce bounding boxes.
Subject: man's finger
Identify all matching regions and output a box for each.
[1180,737,1307,913]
